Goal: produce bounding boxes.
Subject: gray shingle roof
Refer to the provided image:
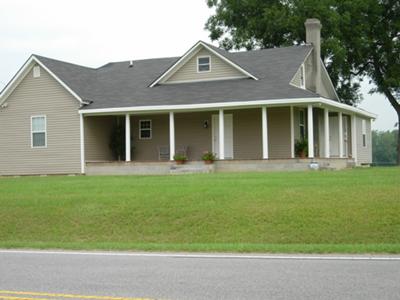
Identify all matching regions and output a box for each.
[34,44,318,110]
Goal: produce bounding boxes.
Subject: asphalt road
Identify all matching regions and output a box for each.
[0,250,399,300]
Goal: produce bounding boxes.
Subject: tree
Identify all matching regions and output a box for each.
[205,0,400,164]
[372,130,398,165]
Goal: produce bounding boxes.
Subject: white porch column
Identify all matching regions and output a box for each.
[169,112,175,161]
[351,114,357,163]
[307,104,314,158]
[324,108,330,158]
[219,109,225,160]
[290,106,294,158]
[338,112,344,158]
[125,114,131,162]
[262,107,269,159]
[79,114,85,174]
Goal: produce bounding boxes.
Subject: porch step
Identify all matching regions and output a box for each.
[170,162,214,174]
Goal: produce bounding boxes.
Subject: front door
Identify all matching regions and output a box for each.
[329,116,340,157]
[212,114,233,159]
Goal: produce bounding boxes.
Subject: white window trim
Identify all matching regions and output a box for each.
[362,119,367,148]
[197,55,211,73]
[31,115,47,148]
[139,119,152,140]
[33,65,41,78]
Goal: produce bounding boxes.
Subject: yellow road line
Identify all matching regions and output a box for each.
[0,291,153,300]
[0,296,55,300]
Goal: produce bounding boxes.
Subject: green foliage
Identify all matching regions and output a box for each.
[201,151,217,161]
[173,153,187,161]
[294,139,308,157]
[109,117,126,161]
[372,130,398,165]
[205,0,400,107]
[0,168,399,253]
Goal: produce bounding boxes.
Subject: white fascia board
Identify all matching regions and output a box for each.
[79,97,376,119]
[0,55,88,106]
[149,41,258,87]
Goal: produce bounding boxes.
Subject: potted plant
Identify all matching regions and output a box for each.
[173,153,187,165]
[295,139,308,158]
[201,151,216,164]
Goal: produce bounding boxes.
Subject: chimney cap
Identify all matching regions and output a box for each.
[305,18,322,28]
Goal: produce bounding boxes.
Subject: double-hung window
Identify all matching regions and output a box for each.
[362,119,367,147]
[299,110,306,140]
[197,56,211,72]
[31,116,47,148]
[139,120,152,139]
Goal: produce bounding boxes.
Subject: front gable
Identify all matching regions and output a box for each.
[150,41,258,87]
[290,51,339,101]
[165,47,248,84]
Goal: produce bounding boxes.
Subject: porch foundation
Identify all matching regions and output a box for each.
[85,158,355,176]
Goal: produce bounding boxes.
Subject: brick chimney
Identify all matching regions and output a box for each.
[305,18,322,94]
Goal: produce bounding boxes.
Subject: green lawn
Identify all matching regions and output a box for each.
[0,167,399,253]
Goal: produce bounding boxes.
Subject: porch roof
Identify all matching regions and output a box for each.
[34,45,317,109]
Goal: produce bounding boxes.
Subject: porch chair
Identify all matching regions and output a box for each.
[158,145,188,161]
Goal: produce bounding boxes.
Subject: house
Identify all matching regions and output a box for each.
[0,19,375,176]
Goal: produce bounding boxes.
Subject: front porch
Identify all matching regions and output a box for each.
[80,103,359,175]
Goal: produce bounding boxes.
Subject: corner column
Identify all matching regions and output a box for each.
[79,114,85,174]
[169,112,175,161]
[125,114,131,162]
[338,112,344,158]
[262,107,269,159]
[324,108,330,158]
[219,109,225,160]
[290,106,294,158]
[307,104,314,158]
[351,114,357,164]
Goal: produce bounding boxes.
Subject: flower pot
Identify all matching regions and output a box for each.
[299,151,306,159]
[175,160,185,165]
[204,160,214,164]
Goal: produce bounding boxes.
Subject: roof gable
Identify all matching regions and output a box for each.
[149,41,258,87]
[0,55,88,106]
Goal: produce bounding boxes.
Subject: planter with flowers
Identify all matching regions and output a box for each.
[295,139,308,158]
[201,151,216,164]
[173,153,187,165]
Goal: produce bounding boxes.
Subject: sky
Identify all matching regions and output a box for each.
[0,0,397,131]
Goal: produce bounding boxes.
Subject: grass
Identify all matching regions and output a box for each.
[0,167,399,253]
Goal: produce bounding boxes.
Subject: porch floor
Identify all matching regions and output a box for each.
[85,158,355,176]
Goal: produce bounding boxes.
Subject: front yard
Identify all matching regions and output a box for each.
[0,167,399,253]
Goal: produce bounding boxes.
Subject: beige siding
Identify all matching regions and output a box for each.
[356,116,372,164]
[230,109,262,159]
[320,68,337,100]
[267,107,291,159]
[85,116,115,161]
[175,111,212,160]
[290,67,302,87]
[165,47,246,83]
[0,64,81,175]
[130,114,169,161]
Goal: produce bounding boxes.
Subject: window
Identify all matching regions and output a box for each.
[33,66,41,78]
[31,116,47,148]
[300,65,305,88]
[362,119,367,147]
[299,109,306,140]
[197,56,210,72]
[139,120,152,139]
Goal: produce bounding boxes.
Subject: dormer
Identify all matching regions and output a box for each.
[149,41,258,87]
